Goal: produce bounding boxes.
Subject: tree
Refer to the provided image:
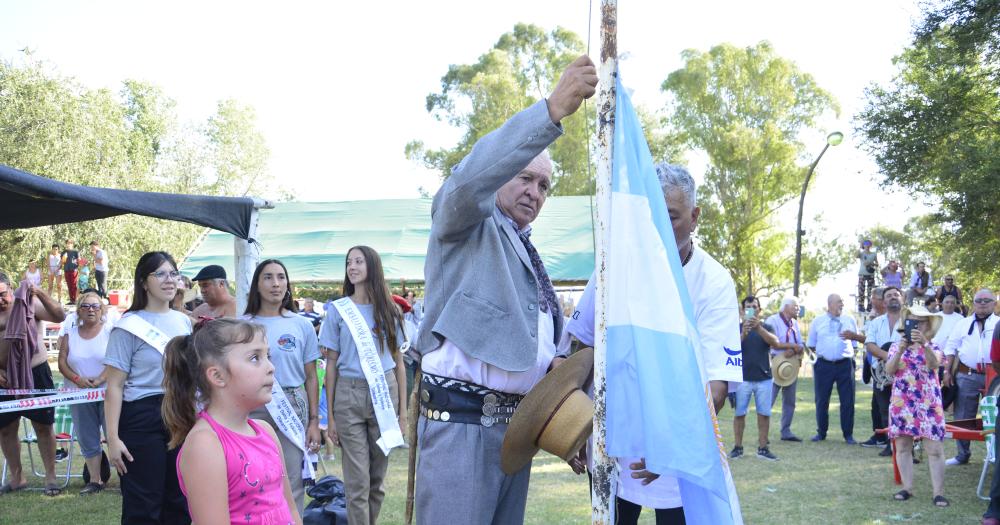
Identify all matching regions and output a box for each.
[406,24,594,195]
[661,41,841,298]
[857,0,999,284]
[0,54,275,288]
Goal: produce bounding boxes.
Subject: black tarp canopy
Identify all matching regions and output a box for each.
[0,164,255,239]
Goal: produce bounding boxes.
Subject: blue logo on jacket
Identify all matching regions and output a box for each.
[724,346,742,367]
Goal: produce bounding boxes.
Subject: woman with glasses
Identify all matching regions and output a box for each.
[57,290,112,495]
[103,252,192,524]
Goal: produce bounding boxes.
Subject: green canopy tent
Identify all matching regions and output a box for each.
[180,197,597,285]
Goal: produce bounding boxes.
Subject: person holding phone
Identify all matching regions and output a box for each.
[885,305,947,506]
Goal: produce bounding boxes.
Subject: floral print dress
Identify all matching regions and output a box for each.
[888,342,946,440]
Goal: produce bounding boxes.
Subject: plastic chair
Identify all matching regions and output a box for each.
[978,395,997,501]
[1,390,78,489]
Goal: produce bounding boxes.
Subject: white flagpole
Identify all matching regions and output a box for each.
[592,1,617,523]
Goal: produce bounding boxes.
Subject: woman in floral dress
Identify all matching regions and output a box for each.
[886,305,948,507]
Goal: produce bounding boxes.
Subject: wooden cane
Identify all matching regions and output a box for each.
[405,364,422,525]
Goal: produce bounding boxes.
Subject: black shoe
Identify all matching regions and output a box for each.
[54,447,68,462]
[757,446,779,461]
[728,446,744,459]
[879,445,893,457]
[811,434,826,442]
[780,435,803,442]
[860,437,883,448]
[845,437,858,445]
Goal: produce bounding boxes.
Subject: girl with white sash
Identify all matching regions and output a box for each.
[103,251,192,524]
[242,258,322,514]
[321,245,407,525]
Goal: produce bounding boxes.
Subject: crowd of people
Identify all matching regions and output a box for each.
[0,55,998,525]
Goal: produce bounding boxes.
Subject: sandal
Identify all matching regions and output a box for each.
[0,482,27,495]
[42,483,62,497]
[933,495,950,507]
[893,490,912,501]
[79,482,104,496]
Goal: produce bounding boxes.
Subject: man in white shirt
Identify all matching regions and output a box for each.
[905,261,934,306]
[863,286,903,456]
[567,163,742,525]
[767,297,807,442]
[942,289,998,465]
[807,294,863,444]
[88,241,109,298]
[932,295,965,348]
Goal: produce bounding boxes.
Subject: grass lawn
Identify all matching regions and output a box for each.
[0,377,991,524]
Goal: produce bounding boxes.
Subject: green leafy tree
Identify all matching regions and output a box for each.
[857,0,999,284]
[406,24,594,195]
[0,54,275,289]
[661,41,841,297]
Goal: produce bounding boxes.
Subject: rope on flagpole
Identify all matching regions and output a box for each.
[592,1,617,523]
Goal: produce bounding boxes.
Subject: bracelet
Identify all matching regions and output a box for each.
[72,375,81,383]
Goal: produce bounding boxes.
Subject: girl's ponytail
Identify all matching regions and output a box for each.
[162,334,201,449]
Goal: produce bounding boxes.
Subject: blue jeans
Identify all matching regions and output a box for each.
[735,379,773,417]
[814,358,855,439]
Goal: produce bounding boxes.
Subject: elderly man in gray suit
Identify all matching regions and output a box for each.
[412,55,597,524]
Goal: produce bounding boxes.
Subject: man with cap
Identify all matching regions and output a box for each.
[190,265,236,319]
[942,288,998,466]
[412,55,596,525]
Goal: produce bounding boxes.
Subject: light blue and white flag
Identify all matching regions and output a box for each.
[605,75,742,524]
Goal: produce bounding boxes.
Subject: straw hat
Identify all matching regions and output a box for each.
[500,347,594,475]
[771,353,801,387]
[901,305,944,341]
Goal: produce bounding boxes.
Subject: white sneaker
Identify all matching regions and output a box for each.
[945,457,967,466]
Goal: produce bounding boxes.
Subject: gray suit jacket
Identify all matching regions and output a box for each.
[416,100,564,372]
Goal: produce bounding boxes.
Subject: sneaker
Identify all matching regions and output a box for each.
[860,437,884,448]
[757,447,779,461]
[945,457,968,466]
[879,445,893,457]
[728,446,744,459]
[54,448,68,462]
[845,437,858,445]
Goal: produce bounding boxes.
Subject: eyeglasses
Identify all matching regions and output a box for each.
[79,303,102,310]
[149,270,181,281]
[974,298,996,305]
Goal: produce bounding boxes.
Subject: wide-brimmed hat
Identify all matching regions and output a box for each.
[501,347,594,475]
[771,353,801,387]
[900,305,944,341]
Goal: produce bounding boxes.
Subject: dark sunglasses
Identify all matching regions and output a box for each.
[79,303,102,310]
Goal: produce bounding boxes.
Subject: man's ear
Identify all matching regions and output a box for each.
[690,206,701,230]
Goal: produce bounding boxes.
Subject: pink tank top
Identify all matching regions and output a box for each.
[178,411,294,525]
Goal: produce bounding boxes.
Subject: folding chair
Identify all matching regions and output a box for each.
[1,390,77,489]
[978,395,997,501]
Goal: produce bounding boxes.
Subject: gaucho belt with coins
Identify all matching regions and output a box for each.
[419,372,524,428]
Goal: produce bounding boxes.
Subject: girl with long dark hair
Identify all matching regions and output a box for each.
[320,245,407,525]
[103,251,192,524]
[242,259,321,514]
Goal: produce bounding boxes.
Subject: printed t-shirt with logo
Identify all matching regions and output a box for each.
[243,313,321,388]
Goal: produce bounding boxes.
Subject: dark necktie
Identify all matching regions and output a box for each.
[517,230,559,320]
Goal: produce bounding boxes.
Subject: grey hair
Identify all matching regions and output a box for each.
[0,272,8,286]
[654,162,697,208]
[781,296,799,309]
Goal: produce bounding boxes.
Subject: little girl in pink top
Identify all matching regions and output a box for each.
[162,318,301,524]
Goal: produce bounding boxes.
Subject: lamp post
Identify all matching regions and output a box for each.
[793,131,843,297]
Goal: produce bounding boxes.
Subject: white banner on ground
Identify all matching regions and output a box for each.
[333,297,403,455]
[0,388,105,414]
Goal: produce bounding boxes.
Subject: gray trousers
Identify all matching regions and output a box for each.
[415,416,531,525]
[771,379,798,438]
[71,400,105,458]
[954,372,985,461]
[250,386,308,514]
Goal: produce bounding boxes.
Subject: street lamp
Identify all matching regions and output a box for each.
[792,131,843,297]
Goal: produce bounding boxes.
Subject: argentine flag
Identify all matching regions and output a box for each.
[605,76,742,524]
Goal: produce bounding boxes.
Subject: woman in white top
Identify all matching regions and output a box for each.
[47,244,62,302]
[57,290,111,495]
[24,260,42,288]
